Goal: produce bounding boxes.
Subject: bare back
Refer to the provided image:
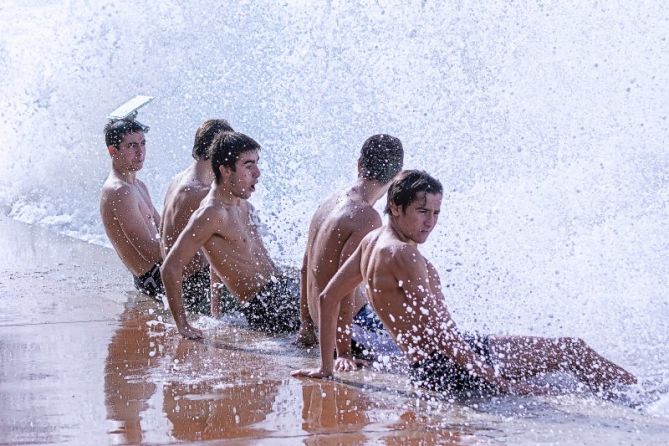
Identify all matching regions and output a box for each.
[304,192,380,324]
[100,173,161,277]
[160,167,210,277]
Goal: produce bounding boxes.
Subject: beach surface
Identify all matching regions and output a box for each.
[1,216,668,445]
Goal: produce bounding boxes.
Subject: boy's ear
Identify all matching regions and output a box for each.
[389,202,401,217]
[107,145,118,157]
[219,164,233,179]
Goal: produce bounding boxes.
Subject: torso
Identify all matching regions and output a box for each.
[198,197,278,301]
[360,228,453,363]
[100,174,160,276]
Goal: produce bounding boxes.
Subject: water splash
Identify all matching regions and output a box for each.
[1,0,667,407]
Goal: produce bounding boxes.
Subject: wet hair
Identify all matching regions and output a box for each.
[192,119,234,160]
[359,134,404,183]
[210,131,261,184]
[385,170,443,214]
[104,119,148,148]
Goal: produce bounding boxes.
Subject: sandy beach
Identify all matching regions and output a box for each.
[1,216,668,445]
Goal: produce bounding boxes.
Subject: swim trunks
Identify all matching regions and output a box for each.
[349,304,403,359]
[133,264,163,297]
[239,275,300,333]
[409,333,495,393]
[353,304,385,332]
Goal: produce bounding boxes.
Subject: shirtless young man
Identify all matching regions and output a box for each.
[293,170,636,395]
[100,119,163,296]
[161,131,300,339]
[296,134,403,361]
[160,119,234,313]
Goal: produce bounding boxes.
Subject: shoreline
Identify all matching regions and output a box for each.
[1,216,668,445]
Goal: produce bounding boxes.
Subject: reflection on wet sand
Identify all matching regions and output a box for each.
[102,296,471,443]
[104,300,165,444]
[104,300,287,442]
[301,381,369,442]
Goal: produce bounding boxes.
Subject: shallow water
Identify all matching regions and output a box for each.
[1,218,668,445]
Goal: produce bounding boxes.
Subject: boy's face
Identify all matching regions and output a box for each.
[228,150,260,199]
[110,131,146,172]
[392,192,442,244]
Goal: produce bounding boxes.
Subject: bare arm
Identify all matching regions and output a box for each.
[292,245,364,378]
[161,208,218,339]
[111,186,162,264]
[334,211,382,370]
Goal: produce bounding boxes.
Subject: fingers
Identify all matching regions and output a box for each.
[179,325,203,340]
[334,357,358,372]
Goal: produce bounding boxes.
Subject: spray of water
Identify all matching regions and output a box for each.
[1,0,667,400]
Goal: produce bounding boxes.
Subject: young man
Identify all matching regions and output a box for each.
[100,119,163,296]
[296,135,403,367]
[160,119,234,313]
[161,131,299,339]
[293,170,637,395]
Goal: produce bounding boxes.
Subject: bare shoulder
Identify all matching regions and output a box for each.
[101,178,136,203]
[190,199,226,224]
[386,242,426,273]
[175,181,210,208]
[338,201,382,235]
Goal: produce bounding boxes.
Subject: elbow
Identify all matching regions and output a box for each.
[319,292,333,312]
[160,258,180,282]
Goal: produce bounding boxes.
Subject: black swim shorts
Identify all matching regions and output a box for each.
[409,333,495,393]
[239,275,300,333]
[133,264,163,297]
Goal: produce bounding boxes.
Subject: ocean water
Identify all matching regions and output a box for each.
[1,0,667,420]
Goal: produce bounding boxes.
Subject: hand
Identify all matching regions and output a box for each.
[177,323,203,340]
[334,356,362,372]
[295,327,318,347]
[291,368,333,379]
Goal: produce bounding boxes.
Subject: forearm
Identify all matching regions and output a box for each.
[318,294,340,374]
[335,294,354,358]
[161,263,188,327]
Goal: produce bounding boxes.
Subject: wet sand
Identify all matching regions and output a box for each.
[1,216,668,445]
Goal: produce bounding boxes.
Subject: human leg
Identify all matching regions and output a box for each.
[487,335,636,390]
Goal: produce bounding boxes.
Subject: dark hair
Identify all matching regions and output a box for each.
[192,119,234,160]
[104,119,148,148]
[210,131,261,184]
[359,134,404,183]
[385,170,443,214]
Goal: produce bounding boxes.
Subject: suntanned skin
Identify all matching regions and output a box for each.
[101,131,162,277]
[160,159,212,278]
[293,191,636,395]
[161,150,279,339]
[296,167,391,371]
